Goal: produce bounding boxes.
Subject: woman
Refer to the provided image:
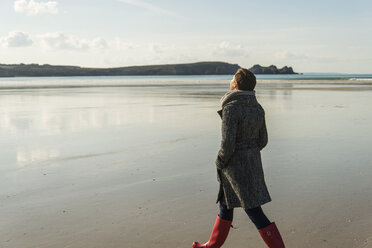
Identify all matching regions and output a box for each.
[192,68,285,248]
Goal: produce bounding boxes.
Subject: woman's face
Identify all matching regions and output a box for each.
[230,75,238,90]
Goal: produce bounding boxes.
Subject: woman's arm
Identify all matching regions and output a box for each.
[258,115,268,150]
[215,106,239,170]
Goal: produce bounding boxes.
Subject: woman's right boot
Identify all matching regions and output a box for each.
[192,215,232,248]
[258,222,285,248]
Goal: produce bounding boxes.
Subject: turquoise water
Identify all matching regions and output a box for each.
[0,73,372,84]
[0,74,371,91]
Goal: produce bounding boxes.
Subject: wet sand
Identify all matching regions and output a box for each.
[1,79,372,248]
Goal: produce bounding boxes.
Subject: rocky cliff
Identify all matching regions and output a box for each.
[249,64,296,74]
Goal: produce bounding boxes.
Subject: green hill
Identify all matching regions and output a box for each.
[0,62,296,77]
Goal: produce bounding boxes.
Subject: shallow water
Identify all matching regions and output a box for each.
[1,78,372,248]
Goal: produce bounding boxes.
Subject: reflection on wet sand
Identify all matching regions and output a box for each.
[17,148,60,168]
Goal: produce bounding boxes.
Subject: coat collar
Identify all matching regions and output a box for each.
[220,89,256,107]
[217,89,257,118]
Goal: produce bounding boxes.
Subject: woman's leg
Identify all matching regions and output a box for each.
[192,199,233,248]
[218,201,234,221]
[245,206,285,248]
[244,206,271,229]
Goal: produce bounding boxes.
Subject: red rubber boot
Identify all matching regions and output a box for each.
[258,222,285,248]
[192,215,232,248]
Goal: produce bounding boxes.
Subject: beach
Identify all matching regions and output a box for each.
[1,77,372,248]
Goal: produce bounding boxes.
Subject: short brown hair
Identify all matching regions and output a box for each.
[234,68,256,91]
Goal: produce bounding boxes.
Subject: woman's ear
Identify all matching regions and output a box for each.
[230,77,238,90]
[231,80,238,90]
[233,81,238,89]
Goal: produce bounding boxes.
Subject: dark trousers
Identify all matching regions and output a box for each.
[218,201,271,230]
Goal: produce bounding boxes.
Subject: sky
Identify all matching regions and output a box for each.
[0,0,371,73]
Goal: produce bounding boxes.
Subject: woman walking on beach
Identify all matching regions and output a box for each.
[192,68,286,248]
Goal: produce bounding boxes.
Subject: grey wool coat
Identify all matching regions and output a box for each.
[215,89,272,209]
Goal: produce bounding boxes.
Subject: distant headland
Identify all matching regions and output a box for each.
[0,62,296,77]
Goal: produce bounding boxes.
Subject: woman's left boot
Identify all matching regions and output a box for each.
[192,215,232,248]
[258,222,285,248]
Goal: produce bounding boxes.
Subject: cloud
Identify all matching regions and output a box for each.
[90,37,109,49]
[118,0,176,16]
[215,41,250,57]
[0,31,33,47]
[14,0,58,16]
[39,32,108,51]
[113,38,136,50]
[276,51,309,60]
[148,43,167,53]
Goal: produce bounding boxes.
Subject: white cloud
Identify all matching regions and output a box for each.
[148,43,167,53]
[39,33,107,51]
[215,41,250,57]
[0,31,33,47]
[118,0,176,17]
[14,0,58,16]
[91,38,108,49]
[113,38,136,50]
[276,51,309,60]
